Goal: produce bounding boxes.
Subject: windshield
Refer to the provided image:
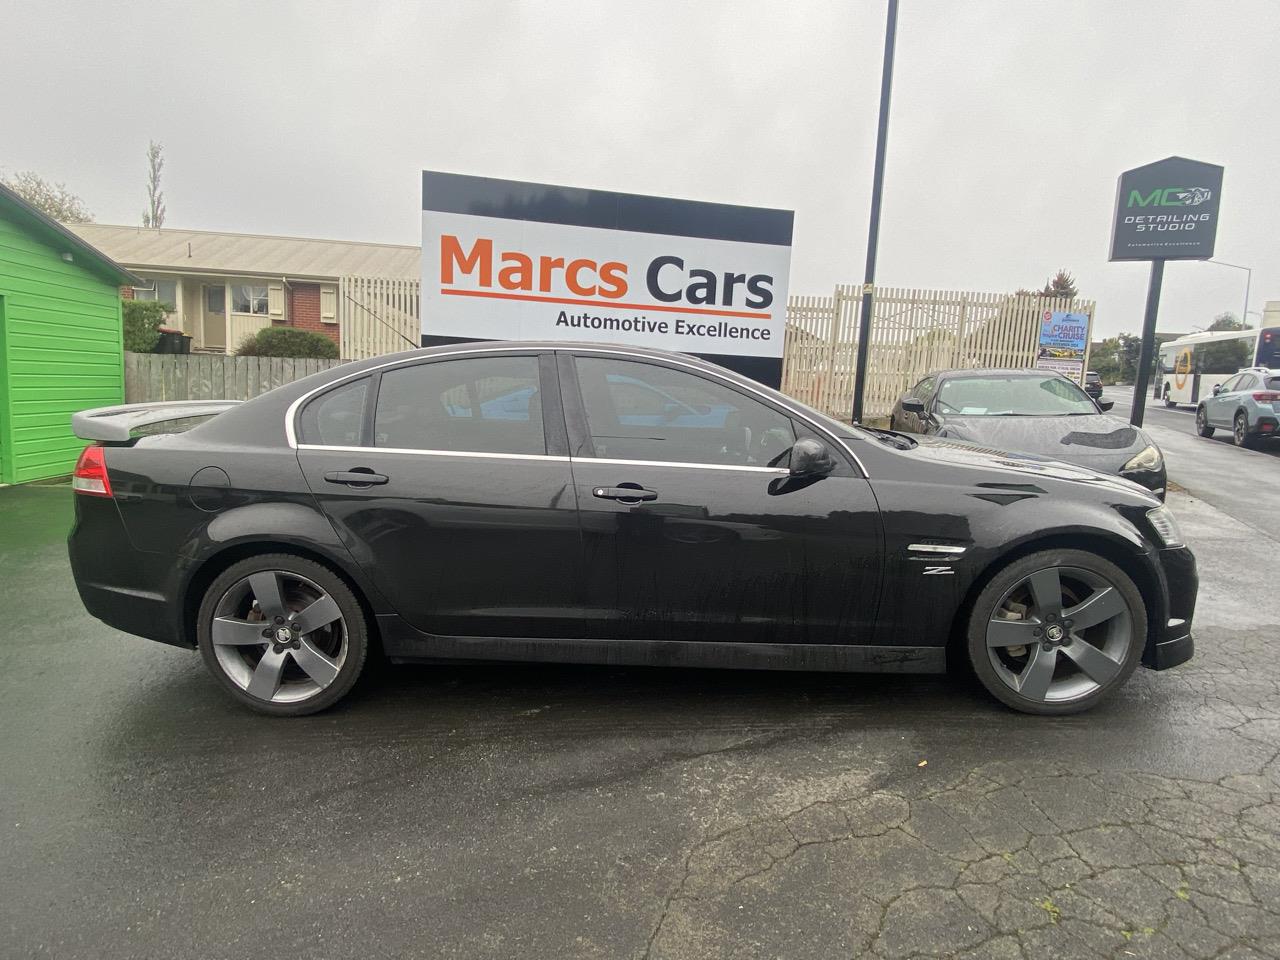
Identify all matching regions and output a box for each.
[935,375,1097,416]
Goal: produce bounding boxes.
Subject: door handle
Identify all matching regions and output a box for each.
[324,469,389,486]
[592,485,657,503]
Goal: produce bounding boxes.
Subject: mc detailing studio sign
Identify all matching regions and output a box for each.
[1034,310,1089,383]
[1109,156,1223,261]
[421,171,794,385]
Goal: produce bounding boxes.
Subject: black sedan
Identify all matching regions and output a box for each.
[68,343,1195,717]
[889,369,1166,498]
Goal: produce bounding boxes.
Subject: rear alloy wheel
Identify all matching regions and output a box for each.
[967,549,1146,715]
[1234,412,1256,448]
[1196,405,1215,438]
[198,554,368,716]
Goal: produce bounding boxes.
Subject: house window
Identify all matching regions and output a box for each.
[134,277,177,309]
[231,284,269,315]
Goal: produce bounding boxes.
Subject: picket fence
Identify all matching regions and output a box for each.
[123,352,347,403]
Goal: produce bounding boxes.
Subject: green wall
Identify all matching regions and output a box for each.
[0,215,124,484]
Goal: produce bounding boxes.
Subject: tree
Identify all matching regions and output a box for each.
[142,140,166,228]
[1208,312,1249,331]
[1043,268,1078,300]
[122,300,168,353]
[1013,269,1079,300]
[236,327,339,359]
[1,170,93,222]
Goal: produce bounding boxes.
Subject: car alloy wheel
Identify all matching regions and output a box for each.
[967,549,1146,715]
[1196,406,1214,438]
[1234,413,1254,448]
[198,554,368,715]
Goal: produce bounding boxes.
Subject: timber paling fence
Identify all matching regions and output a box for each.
[124,352,348,403]
[781,286,1096,421]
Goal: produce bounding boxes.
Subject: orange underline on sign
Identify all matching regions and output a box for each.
[440,288,772,320]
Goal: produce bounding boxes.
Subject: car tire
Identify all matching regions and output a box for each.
[197,554,369,716]
[966,549,1146,716]
[1233,412,1256,449]
[1195,406,1215,438]
[1163,385,1176,407]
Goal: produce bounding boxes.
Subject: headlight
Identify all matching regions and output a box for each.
[1122,444,1163,472]
[1146,505,1184,548]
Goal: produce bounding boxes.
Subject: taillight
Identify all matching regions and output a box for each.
[72,445,113,497]
[1251,392,1280,404]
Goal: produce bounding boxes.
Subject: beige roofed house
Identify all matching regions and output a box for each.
[66,223,421,358]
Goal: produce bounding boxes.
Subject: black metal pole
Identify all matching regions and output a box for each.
[1129,259,1165,427]
[851,0,898,423]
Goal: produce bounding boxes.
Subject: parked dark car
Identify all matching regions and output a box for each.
[889,369,1166,498]
[69,343,1195,717]
[1083,370,1103,400]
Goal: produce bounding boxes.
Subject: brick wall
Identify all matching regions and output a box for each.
[120,286,135,300]
[280,283,340,347]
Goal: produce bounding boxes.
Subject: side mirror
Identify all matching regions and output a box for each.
[901,397,925,414]
[789,438,836,479]
[1212,384,1223,396]
[1098,400,1114,412]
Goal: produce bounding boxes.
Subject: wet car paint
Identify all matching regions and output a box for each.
[68,343,1195,678]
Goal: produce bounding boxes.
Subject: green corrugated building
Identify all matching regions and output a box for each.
[0,184,138,484]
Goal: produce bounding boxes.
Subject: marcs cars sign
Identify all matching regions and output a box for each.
[421,171,794,385]
[1109,156,1223,261]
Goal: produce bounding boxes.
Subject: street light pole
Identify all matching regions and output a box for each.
[851,0,899,423]
[1208,259,1252,325]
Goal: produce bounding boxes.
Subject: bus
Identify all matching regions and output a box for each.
[1156,326,1280,407]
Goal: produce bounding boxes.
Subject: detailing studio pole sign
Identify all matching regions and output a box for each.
[1035,310,1088,383]
[421,171,794,384]
[1109,156,1223,261]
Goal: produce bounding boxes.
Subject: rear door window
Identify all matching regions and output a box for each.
[298,377,370,446]
[373,356,546,455]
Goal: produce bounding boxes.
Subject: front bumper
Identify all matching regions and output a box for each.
[1142,545,1196,671]
[1120,463,1168,502]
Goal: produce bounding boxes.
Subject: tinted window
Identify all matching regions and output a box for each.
[1197,337,1253,375]
[576,357,794,466]
[299,377,369,446]
[1237,374,1259,391]
[373,356,545,455]
[1219,375,1242,393]
[912,376,936,403]
[1256,329,1280,368]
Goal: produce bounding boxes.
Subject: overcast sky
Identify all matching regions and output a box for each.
[6,0,1277,338]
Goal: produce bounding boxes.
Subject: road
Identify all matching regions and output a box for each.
[3,482,1280,959]
[1107,383,1280,539]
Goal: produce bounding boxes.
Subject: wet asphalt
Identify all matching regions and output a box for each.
[2,473,1278,959]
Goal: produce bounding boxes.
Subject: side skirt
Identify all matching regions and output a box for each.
[377,616,945,674]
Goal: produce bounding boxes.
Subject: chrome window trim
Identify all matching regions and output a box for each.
[572,456,789,475]
[283,342,870,478]
[297,443,570,463]
[285,345,547,449]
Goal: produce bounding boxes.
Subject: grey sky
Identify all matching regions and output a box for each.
[6,0,1277,338]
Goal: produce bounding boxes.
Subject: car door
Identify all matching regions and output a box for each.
[560,350,883,646]
[1209,374,1243,425]
[294,351,584,639]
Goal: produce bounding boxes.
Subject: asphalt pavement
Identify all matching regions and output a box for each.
[2,477,1279,960]
[1106,383,1280,539]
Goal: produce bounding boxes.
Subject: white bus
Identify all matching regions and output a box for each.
[1156,326,1280,407]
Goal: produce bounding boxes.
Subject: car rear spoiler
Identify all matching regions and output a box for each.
[71,400,242,443]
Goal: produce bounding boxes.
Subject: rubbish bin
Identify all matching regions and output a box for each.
[155,328,192,354]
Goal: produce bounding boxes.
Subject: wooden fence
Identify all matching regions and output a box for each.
[124,352,348,403]
[339,275,420,360]
[781,286,1095,421]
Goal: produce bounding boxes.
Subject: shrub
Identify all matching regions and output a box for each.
[122,299,169,353]
[236,326,339,359]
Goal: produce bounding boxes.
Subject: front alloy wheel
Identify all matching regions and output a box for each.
[198,555,368,715]
[967,550,1146,715]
